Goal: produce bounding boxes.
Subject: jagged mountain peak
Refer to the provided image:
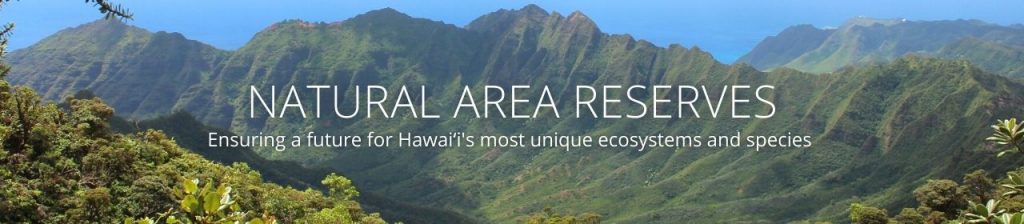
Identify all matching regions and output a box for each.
[565,10,597,28]
[466,4,601,38]
[518,4,550,17]
[466,4,552,31]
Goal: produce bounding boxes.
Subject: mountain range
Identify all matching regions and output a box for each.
[7,5,1024,223]
[737,17,1024,78]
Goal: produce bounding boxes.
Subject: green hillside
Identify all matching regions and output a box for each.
[8,5,1024,223]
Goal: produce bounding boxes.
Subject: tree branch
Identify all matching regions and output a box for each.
[88,0,133,20]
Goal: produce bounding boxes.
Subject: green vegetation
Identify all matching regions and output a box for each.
[8,4,1024,223]
[124,178,277,224]
[849,203,888,224]
[990,118,1024,157]
[5,19,227,119]
[105,108,478,223]
[524,207,601,224]
[100,107,477,223]
[323,173,360,201]
[110,109,333,190]
[0,79,387,223]
[937,38,1024,78]
[848,118,1024,224]
[1,2,388,222]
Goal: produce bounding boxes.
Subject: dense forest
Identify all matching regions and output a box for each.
[0,79,390,223]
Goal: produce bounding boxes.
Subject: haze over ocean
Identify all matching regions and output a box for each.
[2,0,1021,62]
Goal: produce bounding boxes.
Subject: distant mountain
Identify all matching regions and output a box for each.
[735,24,834,71]
[936,37,1024,78]
[737,17,1024,77]
[8,5,1024,223]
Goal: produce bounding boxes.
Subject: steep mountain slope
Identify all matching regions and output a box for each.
[6,19,227,119]
[737,18,1024,77]
[8,5,1024,223]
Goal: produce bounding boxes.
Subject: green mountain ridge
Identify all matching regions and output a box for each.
[7,19,228,119]
[8,5,1024,223]
[737,17,1024,78]
[935,37,1024,78]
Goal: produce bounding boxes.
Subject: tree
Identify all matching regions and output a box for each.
[849,203,888,224]
[891,208,924,224]
[82,0,133,19]
[913,179,966,216]
[296,174,385,224]
[0,22,11,78]
[322,173,359,201]
[963,170,996,202]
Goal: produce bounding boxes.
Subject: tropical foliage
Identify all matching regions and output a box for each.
[847,118,1024,224]
[0,81,386,223]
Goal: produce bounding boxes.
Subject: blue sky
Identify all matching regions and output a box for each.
[1,0,1022,62]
